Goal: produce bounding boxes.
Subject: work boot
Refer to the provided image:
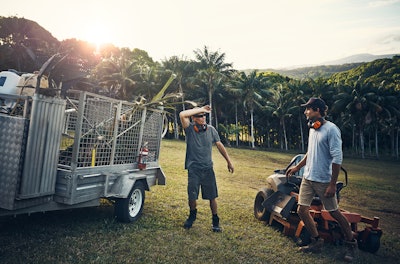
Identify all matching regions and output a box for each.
[343,239,358,262]
[183,209,197,229]
[212,214,222,232]
[298,237,324,253]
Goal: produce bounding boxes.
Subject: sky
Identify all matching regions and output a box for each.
[2,0,400,69]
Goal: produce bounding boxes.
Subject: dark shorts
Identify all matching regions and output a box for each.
[187,167,218,201]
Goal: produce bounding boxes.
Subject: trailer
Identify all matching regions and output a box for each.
[0,64,166,223]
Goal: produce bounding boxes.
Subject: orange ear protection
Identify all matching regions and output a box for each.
[194,124,208,133]
[308,118,324,129]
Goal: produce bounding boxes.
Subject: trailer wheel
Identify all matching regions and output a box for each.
[358,229,382,253]
[254,188,274,221]
[115,181,145,223]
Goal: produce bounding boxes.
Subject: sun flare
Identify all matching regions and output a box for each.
[83,23,113,50]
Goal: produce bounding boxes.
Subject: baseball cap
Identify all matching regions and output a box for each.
[301,97,326,110]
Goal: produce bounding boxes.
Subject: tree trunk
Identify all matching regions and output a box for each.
[359,127,365,159]
[397,128,399,160]
[375,126,379,159]
[180,83,186,111]
[208,88,212,126]
[250,109,255,148]
[267,123,271,148]
[368,132,372,156]
[214,107,218,130]
[299,113,304,152]
[282,117,288,151]
[390,126,398,159]
[235,102,239,147]
[352,125,355,155]
[390,129,395,157]
[174,109,179,139]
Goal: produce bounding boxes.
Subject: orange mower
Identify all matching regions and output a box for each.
[253,154,382,253]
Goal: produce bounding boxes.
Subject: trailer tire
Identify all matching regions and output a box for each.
[115,181,145,223]
[254,188,274,221]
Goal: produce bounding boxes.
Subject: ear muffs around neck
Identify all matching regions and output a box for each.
[194,124,208,133]
[308,118,324,129]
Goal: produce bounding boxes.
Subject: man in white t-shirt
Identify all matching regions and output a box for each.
[286,97,357,262]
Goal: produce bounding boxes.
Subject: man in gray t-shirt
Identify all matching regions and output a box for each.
[286,97,357,262]
[180,105,234,232]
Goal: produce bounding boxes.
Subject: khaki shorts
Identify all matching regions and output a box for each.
[298,178,338,211]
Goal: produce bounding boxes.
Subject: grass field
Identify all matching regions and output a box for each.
[0,139,399,263]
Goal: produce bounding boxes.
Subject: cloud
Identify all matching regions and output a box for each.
[368,0,400,8]
[380,34,400,44]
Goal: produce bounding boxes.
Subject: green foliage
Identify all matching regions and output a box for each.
[331,56,400,91]
[0,16,59,71]
[247,63,364,79]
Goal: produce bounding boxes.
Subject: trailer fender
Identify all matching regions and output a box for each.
[109,173,148,198]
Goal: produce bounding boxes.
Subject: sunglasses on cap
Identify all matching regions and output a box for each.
[193,114,206,118]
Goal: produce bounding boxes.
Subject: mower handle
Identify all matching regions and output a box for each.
[284,154,305,185]
[340,166,348,187]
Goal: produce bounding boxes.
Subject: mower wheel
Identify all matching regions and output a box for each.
[254,188,274,221]
[358,229,382,253]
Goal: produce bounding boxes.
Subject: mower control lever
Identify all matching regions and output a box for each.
[340,166,348,187]
[284,154,304,185]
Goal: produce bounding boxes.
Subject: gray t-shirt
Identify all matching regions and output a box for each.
[303,121,343,183]
[184,123,220,170]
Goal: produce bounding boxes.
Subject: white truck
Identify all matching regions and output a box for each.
[0,59,166,223]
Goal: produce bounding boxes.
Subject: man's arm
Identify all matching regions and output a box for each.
[215,141,234,173]
[179,105,211,129]
[324,163,341,197]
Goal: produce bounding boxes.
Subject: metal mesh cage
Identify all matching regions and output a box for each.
[58,91,163,171]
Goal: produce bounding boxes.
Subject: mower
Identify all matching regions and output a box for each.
[253,154,382,253]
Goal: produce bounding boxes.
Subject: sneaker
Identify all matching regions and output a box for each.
[298,237,324,253]
[183,209,197,229]
[212,215,222,232]
[343,239,358,262]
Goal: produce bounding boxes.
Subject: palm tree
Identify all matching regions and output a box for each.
[227,70,269,148]
[225,72,246,146]
[162,56,197,138]
[370,81,400,158]
[332,78,377,158]
[93,48,136,99]
[385,93,400,159]
[287,79,305,151]
[193,46,233,126]
[266,83,297,151]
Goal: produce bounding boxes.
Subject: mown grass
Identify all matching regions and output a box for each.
[0,139,399,263]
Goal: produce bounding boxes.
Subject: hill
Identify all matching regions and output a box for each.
[267,63,364,79]
[322,53,398,65]
[246,53,399,79]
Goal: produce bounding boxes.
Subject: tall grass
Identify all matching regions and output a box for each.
[0,139,399,263]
